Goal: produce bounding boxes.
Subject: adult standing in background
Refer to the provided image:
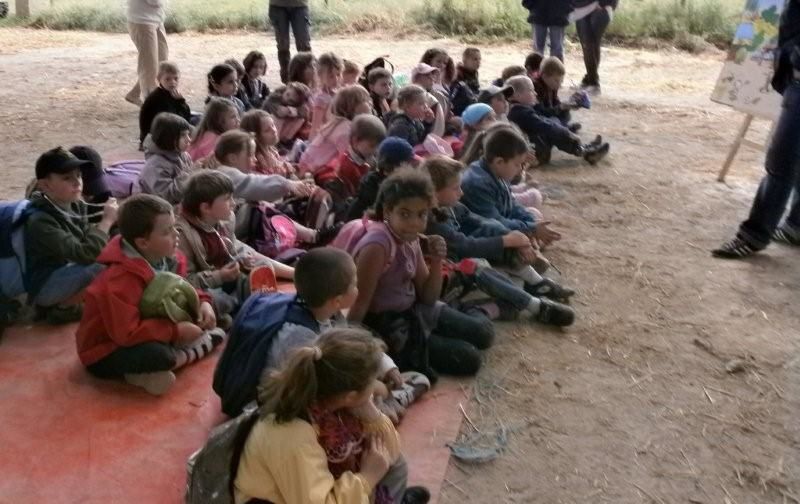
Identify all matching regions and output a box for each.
[520,0,572,62]
[269,0,312,84]
[125,0,168,106]
[713,0,800,259]
[573,0,618,94]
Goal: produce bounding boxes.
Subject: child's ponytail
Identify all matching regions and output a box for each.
[460,122,529,165]
[257,329,384,423]
[459,129,489,165]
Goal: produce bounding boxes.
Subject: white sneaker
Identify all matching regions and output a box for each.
[124,371,176,396]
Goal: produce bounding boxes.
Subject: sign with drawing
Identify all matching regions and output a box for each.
[711,0,786,120]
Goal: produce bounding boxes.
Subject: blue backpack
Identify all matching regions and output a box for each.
[0,200,35,300]
[212,292,319,417]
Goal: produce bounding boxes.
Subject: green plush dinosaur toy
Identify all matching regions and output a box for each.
[139,272,200,323]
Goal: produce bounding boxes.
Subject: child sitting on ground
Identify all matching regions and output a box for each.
[410,63,455,137]
[240,51,270,110]
[234,329,430,504]
[24,147,118,323]
[263,82,313,146]
[176,171,293,321]
[424,155,575,311]
[204,130,327,244]
[187,98,240,163]
[139,112,194,205]
[385,85,442,147]
[534,56,581,130]
[76,194,222,396]
[225,58,254,112]
[454,102,496,158]
[214,248,426,422]
[343,59,361,85]
[478,84,514,121]
[492,64,526,87]
[450,47,482,117]
[322,114,386,205]
[240,109,297,178]
[287,52,318,90]
[367,67,395,121]
[310,52,344,138]
[506,75,608,165]
[207,63,247,114]
[138,61,191,149]
[420,47,455,96]
[299,85,373,178]
[345,168,495,382]
[344,136,416,222]
[460,117,545,216]
[525,52,543,81]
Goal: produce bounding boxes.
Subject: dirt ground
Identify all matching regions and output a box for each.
[2,27,799,504]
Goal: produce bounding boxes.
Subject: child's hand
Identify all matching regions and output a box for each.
[532,221,562,245]
[425,235,447,261]
[169,88,184,100]
[372,380,390,399]
[350,396,383,421]
[384,368,403,390]
[220,261,241,282]
[101,198,119,225]
[361,435,394,489]
[176,321,204,344]
[197,301,216,330]
[503,230,532,248]
[518,245,537,264]
[289,179,315,197]
[524,151,539,170]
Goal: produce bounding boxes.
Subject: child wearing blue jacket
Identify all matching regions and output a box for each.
[424,155,574,315]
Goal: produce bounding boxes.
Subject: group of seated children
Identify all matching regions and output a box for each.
[9,42,610,504]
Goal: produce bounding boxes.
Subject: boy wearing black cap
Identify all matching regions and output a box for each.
[24,147,118,323]
[478,84,514,121]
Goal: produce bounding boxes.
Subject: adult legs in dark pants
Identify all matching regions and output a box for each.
[714,81,800,258]
[428,305,494,376]
[268,5,312,83]
[576,8,611,90]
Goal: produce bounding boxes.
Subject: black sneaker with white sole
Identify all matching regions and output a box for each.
[584,142,610,165]
[711,237,760,259]
[525,278,575,302]
[773,227,800,246]
[535,298,576,327]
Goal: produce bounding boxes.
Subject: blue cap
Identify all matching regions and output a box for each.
[461,103,494,127]
[377,136,415,167]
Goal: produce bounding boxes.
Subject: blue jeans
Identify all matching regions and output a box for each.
[534,24,565,61]
[737,80,800,248]
[33,263,104,307]
[473,265,534,312]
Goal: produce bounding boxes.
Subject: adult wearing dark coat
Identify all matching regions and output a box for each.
[714,0,800,258]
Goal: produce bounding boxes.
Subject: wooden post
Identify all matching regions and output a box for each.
[718,114,755,182]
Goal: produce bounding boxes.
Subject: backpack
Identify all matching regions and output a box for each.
[184,405,260,504]
[330,217,396,271]
[104,160,145,199]
[245,203,304,263]
[0,200,35,300]
[212,292,318,417]
[277,187,334,231]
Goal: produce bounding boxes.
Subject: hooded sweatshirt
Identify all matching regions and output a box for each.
[139,138,195,205]
[76,235,210,366]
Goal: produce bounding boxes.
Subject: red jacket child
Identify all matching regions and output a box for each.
[334,148,372,198]
[76,235,211,366]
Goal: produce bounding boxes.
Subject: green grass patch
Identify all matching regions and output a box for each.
[4,0,747,50]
